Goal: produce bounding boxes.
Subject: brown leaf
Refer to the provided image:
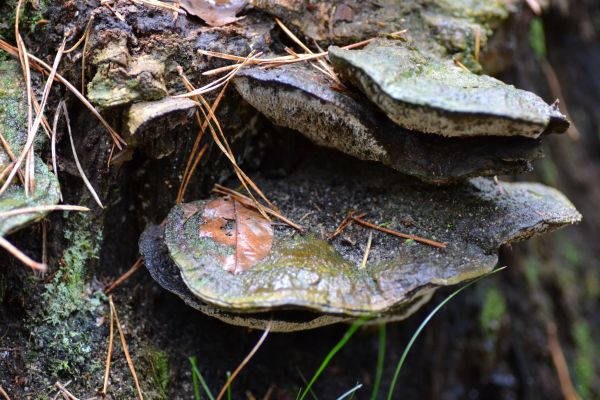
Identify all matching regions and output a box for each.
[179,0,246,27]
[199,197,273,274]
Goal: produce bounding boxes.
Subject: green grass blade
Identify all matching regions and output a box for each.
[299,318,368,400]
[337,383,363,400]
[386,267,507,400]
[191,356,201,400]
[370,323,386,400]
[189,356,216,400]
[226,371,232,400]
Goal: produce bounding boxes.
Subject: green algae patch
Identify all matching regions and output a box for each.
[329,39,568,138]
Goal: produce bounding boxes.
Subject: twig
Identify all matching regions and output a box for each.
[104,257,144,294]
[360,232,373,270]
[547,323,581,400]
[216,321,272,400]
[351,216,447,249]
[109,296,144,400]
[0,205,88,218]
[102,296,115,395]
[213,185,303,231]
[0,236,46,272]
[0,386,12,400]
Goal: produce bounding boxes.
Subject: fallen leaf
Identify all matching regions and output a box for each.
[199,197,273,274]
[179,0,246,27]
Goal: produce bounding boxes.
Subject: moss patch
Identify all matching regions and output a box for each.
[26,213,106,381]
[479,286,506,343]
[572,320,596,400]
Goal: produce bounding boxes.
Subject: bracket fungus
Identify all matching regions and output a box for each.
[141,154,581,331]
[126,0,583,331]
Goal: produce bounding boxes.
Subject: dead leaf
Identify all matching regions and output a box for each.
[199,197,273,274]
[179,0,246,27]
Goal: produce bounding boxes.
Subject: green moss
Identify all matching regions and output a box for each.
[0,0,48,41]
[557,235,583,268]
[572,320,596,400]
[27,213,105,379]
[479,287,506,342]
[529,17,547,60]
[539,158,558,186]
[524,254,541,288]
[141,348,170,400]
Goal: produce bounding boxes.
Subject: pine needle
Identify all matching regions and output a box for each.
[53,382,79,400]
[104,257,144,294]
[0,205,89,218]
[274,18,341,85]
[109,296,144,400]
[0,131,25,186]
[213,185,303,231]
[64,15,95,54]
[0,40,125,148]
[61,101,104,208]
[102,296,115,395]
[0,236,46,272]
[50,101,62,199]
[351,215,447,249]
[216,321,272,400]
[0,385,12,400]
[177,62,279,221]
[360,232,373,269]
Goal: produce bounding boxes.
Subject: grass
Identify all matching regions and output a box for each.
[370,323,386,400]
[386,267,507,399]
[190,356,215,400]
[297,318,368,400]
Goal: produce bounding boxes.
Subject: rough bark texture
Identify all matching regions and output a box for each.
[0,1,598,399]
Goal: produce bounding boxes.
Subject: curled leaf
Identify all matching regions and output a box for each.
[199,197,273,274]
[179,0,246,27]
